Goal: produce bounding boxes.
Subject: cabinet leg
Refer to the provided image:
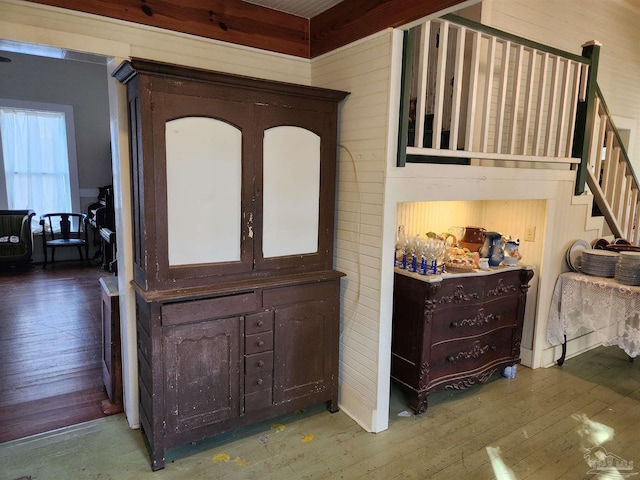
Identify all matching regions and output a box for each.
[101,398,123,415]
[327,393,339,413]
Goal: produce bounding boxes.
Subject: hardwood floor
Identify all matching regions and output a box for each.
[1,345,639,479]
[0,261,109,444]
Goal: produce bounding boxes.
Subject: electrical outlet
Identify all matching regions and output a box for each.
[524,226,536,242]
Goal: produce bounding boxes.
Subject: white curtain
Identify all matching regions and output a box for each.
[0,107,72,228]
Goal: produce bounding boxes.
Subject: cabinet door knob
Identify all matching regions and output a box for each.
[257,320,264,328]
[256,378,264,386]
[257,360,265,367]
[257,340,265,347]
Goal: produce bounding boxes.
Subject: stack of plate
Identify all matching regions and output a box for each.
[615,251,640,286]
[581,249,620,277]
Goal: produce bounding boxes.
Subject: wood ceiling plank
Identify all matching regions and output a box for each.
[28,0,310,58]
[310,0,468,57]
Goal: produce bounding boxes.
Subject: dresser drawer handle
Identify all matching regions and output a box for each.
[257,360,265,368]
[446,342,493,363]
[450,321,459,329]
[256,378,264,386]
[256,320,264,328]
[494,314,501,322]
[257,340,265,347]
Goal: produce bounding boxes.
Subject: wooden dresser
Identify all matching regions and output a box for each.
[392,266,534,414]
[113,59,348,470]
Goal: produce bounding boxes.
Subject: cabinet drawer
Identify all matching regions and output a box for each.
[245,351,274,375]
[245,372,272,394]
[430,327,516,380]
[245,311,274,335]
[263,281,337,307]
[161,292,259,326]
[431,297,519,342]
[245,390,272,412]
[245,332,274,354]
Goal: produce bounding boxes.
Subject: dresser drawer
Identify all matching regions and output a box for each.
[434,277,484,311]
[483,270,522,300]
[431,296,519,342]
[246,311,274,335]
[245,332,274,355]
[429,327,516,380]
[245,372,272,394]
[245,351,274,375]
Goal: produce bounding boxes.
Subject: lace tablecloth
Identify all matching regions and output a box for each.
[547,272,640,358]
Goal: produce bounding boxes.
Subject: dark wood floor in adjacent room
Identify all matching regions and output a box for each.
[0,262,108,444]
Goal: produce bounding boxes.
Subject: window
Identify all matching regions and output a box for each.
[0,99,80,228]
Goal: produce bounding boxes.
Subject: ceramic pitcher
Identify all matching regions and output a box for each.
[479,231,504,267]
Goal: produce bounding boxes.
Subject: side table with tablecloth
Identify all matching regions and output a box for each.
[547,272,640,364]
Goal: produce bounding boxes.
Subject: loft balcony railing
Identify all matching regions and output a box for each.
[397,14,639,246]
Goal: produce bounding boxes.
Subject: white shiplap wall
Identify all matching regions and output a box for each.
[312,32,393,432]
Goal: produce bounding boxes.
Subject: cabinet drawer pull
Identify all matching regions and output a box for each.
[256,378,264,386]
[447,355,455,363]
[257,340,265,347]
[257,320,264,328]
[450,321,459,328]
[257,360,265,367]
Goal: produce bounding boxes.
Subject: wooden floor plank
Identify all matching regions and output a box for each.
[0,263,109,443]
[0,345,639,479]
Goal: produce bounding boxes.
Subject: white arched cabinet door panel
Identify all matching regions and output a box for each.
[262,126,320,258]
[165,117,242,266]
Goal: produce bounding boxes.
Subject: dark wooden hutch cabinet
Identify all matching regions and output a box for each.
[392,266,534,414]
[113,59,348,470]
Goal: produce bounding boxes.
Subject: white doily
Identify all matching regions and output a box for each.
[547,272,640,358]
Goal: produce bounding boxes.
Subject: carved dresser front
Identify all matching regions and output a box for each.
[391,266,534,414]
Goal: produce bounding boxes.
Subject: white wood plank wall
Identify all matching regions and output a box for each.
[312,32,393,431]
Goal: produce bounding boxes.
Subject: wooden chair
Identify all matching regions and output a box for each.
[40,213,89,269]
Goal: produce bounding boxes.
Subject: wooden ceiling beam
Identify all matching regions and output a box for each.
[27,0,470,59]
[28,0,310,58]
[310,0,467,57]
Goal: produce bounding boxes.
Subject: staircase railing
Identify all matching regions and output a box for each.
[398,14,639,246]
[581,84,639,243]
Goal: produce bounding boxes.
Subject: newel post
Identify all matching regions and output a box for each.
[572,40,601,195]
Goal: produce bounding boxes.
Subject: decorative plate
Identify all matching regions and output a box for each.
[445,262,476,272]
[566,239,591,272]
